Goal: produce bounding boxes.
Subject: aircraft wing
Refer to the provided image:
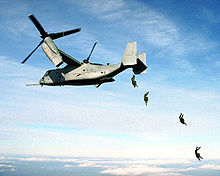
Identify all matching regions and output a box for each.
[58,49,82,66]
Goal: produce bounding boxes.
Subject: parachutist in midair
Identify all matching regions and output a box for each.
[179,113,187,126]
[195,146,203,161]
[144,91,149,106]
[131,75,138,87]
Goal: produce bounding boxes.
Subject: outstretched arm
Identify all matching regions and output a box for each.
[196,146,201,150]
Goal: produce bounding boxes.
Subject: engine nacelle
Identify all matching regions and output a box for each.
[41,37,63,67]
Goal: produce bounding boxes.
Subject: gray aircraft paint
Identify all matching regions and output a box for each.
[39,41,147,87]
[21,14,147,87]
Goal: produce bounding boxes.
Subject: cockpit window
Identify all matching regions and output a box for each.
[45,71,50,76]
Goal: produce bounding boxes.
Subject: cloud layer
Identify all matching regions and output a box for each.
[1,156,220,176]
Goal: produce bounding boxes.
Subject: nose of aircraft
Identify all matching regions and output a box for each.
[39,77,45,84]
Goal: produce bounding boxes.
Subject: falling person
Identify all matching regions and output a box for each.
[131,75,138,87]
[195,146,203,161]
[144,91,149,106]
[179,113,187,126]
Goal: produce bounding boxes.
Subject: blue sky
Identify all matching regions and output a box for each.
[0,0,220,174]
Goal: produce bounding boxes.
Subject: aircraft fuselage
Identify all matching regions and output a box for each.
[39,62,128,86]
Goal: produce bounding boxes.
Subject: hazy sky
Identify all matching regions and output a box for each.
[0,0,220,161]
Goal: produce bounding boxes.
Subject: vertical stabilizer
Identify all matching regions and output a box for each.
[121,42,137,66]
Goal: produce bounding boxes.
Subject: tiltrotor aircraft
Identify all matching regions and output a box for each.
[22,14,147,88]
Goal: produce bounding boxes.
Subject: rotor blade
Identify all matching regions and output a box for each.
[26,84,41,86]
[49,28,81,40]
[87,40,98,62]
[29,14,47,38]
[21,40,44,64]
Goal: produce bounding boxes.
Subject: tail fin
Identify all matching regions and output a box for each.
[121,42,147,74]
[121,42,137,66]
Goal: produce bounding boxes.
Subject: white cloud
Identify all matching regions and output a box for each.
[76,159,193,168]
[100,165,177,176]
[179,164,220,172]
[69,0,218,75]
[0,2,35,39]
[178,167,196,172]
[80,158,220,175]
[199,164,220,170]
[0,164,15,168]
[0,162,16,173]
[75,0,125,15]
[1,0,220,160]
[0,156,6,160]
[3,156,220,175]
[0,56,44,79]
[76,0,179,47]
[11,168,16,172]
[10,157,79,163]
[1,55,219,159]
[64,164,74,168]
[77,161,113,169]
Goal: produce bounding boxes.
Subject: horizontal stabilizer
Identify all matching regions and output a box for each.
[133,53,147,74]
